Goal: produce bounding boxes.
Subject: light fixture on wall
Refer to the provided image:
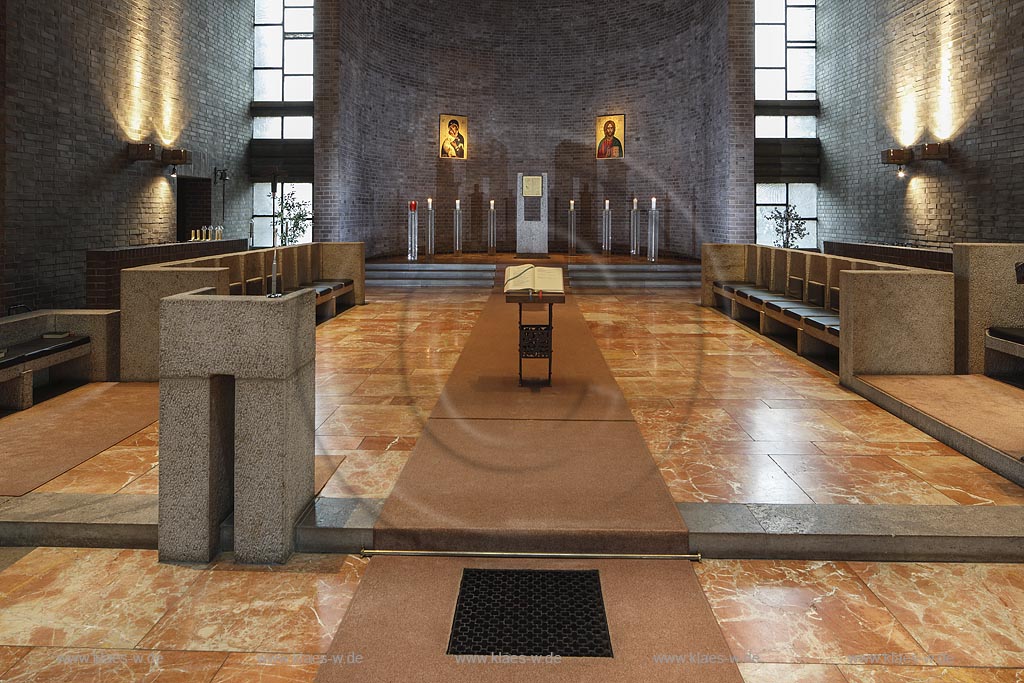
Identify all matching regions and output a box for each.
[882,143,951,179]
[162,148,192,179]
[919,142,951,161]
[214,168,230,184]
[126,143,158,162]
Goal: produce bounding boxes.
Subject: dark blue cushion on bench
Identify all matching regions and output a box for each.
[782,306,832,321]
[313,279,354,292]
[804,316,841,332]
[0,334,90,371]
[764,299,815,313]
[713,281,752,294]
[989,327,1024,345]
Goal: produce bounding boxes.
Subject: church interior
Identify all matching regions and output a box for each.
[1,0,1023,681]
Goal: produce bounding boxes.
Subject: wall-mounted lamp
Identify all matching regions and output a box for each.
[162,148,191,179]
[881,143,951,179]
[881,148,913,179]
[920,142,951,161]
[162,148,192,166]
[127,143,158,162]
[214,167,230,184]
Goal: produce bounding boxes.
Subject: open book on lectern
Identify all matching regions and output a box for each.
[503,264,565,295]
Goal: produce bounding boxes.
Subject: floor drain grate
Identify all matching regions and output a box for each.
[446,568,613,658]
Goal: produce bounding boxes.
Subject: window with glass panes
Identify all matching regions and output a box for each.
[755,183,817,249]
[755,0,816,102]
[254,0,314,139]
[252,182,314,247]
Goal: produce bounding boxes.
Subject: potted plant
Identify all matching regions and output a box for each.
[270,188,313,246]
[763,204,808,249]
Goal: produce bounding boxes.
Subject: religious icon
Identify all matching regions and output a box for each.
[439,115,468,159]
[595,115,625,159]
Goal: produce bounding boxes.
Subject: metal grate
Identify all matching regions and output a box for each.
[446,569,614,658]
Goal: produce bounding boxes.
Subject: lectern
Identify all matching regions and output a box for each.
[504,265,565,386]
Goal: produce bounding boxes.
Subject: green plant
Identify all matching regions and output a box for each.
[764,204,808,249]
[270,189,313,246]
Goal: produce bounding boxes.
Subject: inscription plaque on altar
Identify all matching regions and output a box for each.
[516,172,549,255]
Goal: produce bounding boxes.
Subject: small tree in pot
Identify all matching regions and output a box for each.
[269,189,313,246]
[764,204,808,248]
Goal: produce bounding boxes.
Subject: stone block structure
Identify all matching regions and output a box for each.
[158,289,316,564]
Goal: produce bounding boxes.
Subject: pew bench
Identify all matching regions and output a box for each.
[0,334,92,410]
[985,327,1024,382]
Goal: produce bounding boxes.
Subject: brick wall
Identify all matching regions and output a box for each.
[0,6,7,314]
[2,0,253,311]
[85,238,249,309]
[818,0,1024,247]
[315,0,755,259]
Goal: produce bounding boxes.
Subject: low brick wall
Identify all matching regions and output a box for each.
[86,240,249,310]
[823,241,953,272]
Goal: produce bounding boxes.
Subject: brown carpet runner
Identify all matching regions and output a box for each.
[0,382,159,496]
[318,293,742,682]
[375,293,688,553]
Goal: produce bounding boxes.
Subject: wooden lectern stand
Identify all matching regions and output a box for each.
[504,265,565,386]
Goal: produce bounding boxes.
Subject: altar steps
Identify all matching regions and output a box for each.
[366,263,497,287]
[567,263,701,288]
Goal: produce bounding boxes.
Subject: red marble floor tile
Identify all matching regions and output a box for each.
[849,562,1024,668]
[695,560,928,665]
[0,648,226,682]
[770,455,957,505]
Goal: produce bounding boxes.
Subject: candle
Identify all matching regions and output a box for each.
[490,199,495,210]
[456,199,461,210]
[652,197,657,210]
[633,197,638,210]
[409,200,417,212]
[605,199,610,211]
[570,200,575,210]
[427,197,432,210]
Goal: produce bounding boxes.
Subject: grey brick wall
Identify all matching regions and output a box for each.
[818,0,1024,247]
[2,0,253,310]
[315,0,755,258]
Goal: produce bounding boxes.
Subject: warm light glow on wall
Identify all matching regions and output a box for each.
[934,37,956,140]
[119,3,150,142]
[898,88,923,147]
[155,26,186,146]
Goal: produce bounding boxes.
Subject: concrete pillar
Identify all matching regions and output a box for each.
[158,288,316,564]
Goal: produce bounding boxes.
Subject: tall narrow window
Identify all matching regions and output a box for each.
[255,0,314,104]
[755,0,816,101]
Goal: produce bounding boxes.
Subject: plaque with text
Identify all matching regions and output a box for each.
[522,176,543,197]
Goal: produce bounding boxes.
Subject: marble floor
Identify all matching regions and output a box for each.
[29,288,1024,508]
[2,287,1022,681]
[0,548,1020,681]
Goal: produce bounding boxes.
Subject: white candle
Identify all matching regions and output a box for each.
[490,199,495,210]
[605,199,610,211]
[652,197,657,210]
[633,197,638,210]
[570,200,575,210]
[456,199,461,210]
[428,197,432,210]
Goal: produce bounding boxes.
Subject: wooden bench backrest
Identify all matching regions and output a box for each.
[806,253,828,306]
[787,250,808,299]
[770,250,789,292]
[757,246,772,287]
[744,244,759,283]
